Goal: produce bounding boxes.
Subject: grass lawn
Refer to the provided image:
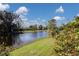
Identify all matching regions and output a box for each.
[9,37,56,56]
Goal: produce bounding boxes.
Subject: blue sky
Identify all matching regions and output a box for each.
[2,3,79,27]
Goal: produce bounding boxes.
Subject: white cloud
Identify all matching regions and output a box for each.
[0,3,10,11]
[15,6,29,28]
[19,15,28,21]
[53,16,65,20]
[17,17,47,28]
[37,18,41,20]
[37,18,46,22]
[42,19,46,22]
[13,6,29,28]
[56,6,64,13]
[76,14,79,17]
[16,6,28,15]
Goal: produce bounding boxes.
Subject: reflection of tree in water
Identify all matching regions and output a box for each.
[0,33,18,46]
[0,11,21,46]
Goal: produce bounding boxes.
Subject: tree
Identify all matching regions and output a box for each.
[48,19,57,37]
[0,11,20,46]
[29,24,37,31]
[39,25,43,30]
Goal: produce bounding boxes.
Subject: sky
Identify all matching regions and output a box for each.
[0,3,79,28]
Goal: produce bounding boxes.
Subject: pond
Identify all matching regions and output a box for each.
[13,31,48,47]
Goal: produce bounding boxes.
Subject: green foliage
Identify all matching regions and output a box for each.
[55,30,79,55]
[75,16,79,22]
[29,24,37,31]
[54,16,79,56]
[0,45,13,56]
[0,11,20,46]
[0,11,20,55]
[48,19,58,37]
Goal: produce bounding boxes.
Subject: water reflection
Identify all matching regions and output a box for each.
[0,31,47,47]
[0,33,18,46]
[13,31,48,47]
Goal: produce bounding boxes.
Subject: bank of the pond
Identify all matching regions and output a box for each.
[19,30,47,33]
[9,37,56,56]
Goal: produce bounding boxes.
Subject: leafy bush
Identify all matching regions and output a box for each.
[54,28,79,56]
[0,45,13,56]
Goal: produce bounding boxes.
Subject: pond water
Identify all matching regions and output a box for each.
[13,31,48,47]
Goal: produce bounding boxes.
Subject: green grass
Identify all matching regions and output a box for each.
[9,37,56,56]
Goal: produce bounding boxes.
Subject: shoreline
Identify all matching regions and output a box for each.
[18,30,48,33]
[13,37,48,49]
[10,37,56,56]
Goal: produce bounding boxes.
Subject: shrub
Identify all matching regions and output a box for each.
[54,29,79,56]
[0,45,13,56]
